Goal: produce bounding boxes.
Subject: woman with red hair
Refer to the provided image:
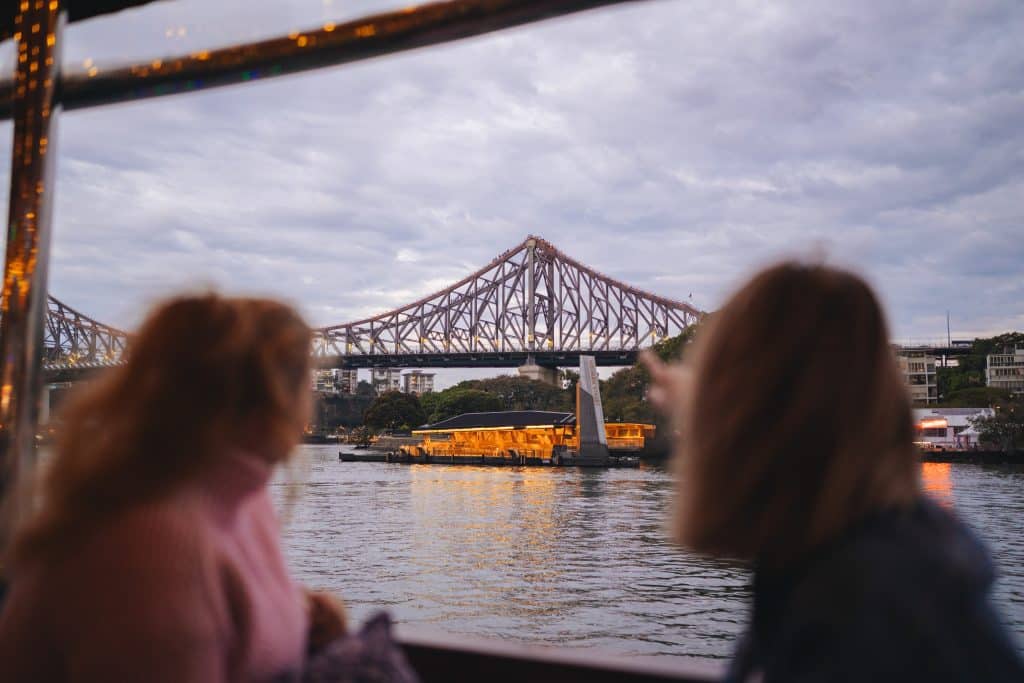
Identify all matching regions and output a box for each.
[0,295,347,681]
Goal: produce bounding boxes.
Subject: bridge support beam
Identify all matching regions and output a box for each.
[0,2,64,558]
[517,356,559,387]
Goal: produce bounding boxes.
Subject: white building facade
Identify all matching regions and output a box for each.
[311,368,359,395]
[402,370,435,395]
[371,368,402,394]
[913,407,994,450]
[895,347,938,404]
[987,343,1024,395]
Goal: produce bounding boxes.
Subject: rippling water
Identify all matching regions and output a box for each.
[272,447,1024,662]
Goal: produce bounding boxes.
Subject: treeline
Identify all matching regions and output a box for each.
[936,332,1024,407]
[358,326,700,433]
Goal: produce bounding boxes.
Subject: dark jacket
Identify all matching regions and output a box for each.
[727,498,1024,682]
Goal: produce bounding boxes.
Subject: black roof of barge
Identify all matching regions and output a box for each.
[419,411,575,431]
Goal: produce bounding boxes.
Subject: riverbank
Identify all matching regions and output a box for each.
[921,450,1024,465]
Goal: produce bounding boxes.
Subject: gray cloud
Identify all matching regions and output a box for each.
[1,0,1021,386]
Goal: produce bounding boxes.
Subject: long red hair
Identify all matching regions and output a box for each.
[9,294,312,565]
[675,263,919,568]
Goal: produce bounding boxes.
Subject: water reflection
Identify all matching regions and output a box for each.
[272,449,1024,660]
[921,462,953,507]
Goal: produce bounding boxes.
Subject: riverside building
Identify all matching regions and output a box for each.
[895,347,938,404]
[402,370,435,395]
[987,343,1024,396]
[311,369,359,395]
[913,407,994,449]
[371,368,402,394]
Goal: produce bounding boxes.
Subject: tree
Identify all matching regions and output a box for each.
[595,326,703,423]
[942,387,1013,408]
[425,388,504,423]
[601,366,656,423]
[970,404,1024,452]
[457,375,572,412]
[935,332,1023,405]
[651,321,703,362]
[363,391,427,432]
[418,390,441,421]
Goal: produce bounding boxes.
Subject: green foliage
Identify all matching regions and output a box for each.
[651,322,703,362]
[312,391,374,430]
[941,387,1014,408]
[936,332,1024,404]
[969,332,1024,359]
[425,388,504,424]
[456,376,573,413]
[599,326,702,424]
[356,325,703,430]
[970,403,1024,451]
[363,391,427,432]
[418,390,441,420]
[936,366,985,397]
[601,366,656,423]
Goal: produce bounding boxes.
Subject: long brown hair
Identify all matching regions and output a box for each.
[676,262,919,568]
[9,294,312,565]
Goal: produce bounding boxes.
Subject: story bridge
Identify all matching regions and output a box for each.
[32,236,704,383]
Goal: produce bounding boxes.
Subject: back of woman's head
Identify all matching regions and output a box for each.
[11,294,312,564]
[677,262,919,568]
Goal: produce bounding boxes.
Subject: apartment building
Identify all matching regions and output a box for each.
[895,347,938,404]
[403,370,436,395]
[311,368,359,395]
[987,343,1024,395]
[371,367,402,394]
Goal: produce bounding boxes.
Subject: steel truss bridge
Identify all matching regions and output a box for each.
[313,236,702,369]
[28,236,704,381]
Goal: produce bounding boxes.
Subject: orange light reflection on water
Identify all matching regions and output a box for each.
[921,462,953,507]
[407,465,565,613]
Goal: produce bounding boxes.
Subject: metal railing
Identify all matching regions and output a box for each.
[397,627,720,682]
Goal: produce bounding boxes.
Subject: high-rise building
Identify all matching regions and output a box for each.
[337,368,359,395]
[311,368,359,395]
[895,347,937,404]
[403,370,435,395]
[371,368,402,394]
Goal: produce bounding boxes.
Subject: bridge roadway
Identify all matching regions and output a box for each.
[314,350,638,371]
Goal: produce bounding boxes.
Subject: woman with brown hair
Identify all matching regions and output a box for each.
[643,263,1023,682]
[0,294,347,681]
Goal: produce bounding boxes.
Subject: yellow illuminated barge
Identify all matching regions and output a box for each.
[395,411,655,466]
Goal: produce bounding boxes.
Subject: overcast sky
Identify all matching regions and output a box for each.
[2,0,1021,387]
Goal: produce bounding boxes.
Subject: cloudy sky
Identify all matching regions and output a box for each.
[2,0,1022,385]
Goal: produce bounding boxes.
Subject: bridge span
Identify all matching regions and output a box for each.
[23,236,985,384]
[313,236,702,372]
[32,236,703,382]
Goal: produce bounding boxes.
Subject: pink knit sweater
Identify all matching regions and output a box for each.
[0,451,307,682]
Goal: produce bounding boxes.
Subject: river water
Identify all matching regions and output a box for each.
[272,446,1024,662]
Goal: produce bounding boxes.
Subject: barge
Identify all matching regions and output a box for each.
[342,356,654,468]
[395,410,650,467]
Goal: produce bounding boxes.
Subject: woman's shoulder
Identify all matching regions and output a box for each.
[816,499,992,597]
[751,499,1023,680]
[30,493,217,602]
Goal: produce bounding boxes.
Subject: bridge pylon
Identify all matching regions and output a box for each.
[517,354,559,386]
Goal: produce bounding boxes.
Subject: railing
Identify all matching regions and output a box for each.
[397,628,720,682]
[607,437,646,450]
